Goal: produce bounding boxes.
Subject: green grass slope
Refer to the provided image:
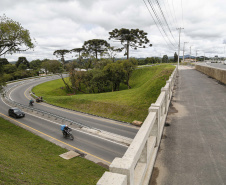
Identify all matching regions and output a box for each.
[0,117,106,185]
[33,65,175,123]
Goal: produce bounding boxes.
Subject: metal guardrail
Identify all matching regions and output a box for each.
[2,77,97,131]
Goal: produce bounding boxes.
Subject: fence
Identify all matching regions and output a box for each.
[97,66,177,185]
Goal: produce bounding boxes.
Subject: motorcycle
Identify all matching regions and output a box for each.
[36,97,43,103]
[29,100,34,106]
[62,128,74,140]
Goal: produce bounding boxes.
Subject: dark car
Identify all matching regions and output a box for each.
[8,107,25,118]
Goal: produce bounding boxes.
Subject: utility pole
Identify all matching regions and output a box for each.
[195,50,198,62]
[160,53,162,63]
[177,28,184,68]
[190,45,193,60]
[183,42,188,63]
[224,44,226,61]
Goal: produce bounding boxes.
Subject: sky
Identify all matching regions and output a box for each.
[1,0,226,62]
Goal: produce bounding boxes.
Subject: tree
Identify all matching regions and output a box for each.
[41,60,50,75]
[3,63,16,74]
[104,62,125,91]
[106,46,122,62]
[0,61,5,93]
[0,14,35,57]
[29,59,42,70]
[71,48,84,61]
[53,49,70,68]
[83,39,110,59]
[0,58,9,65]
[15,57,29,69]
[109,28,152,59]
[80,52,96,70]
[174,52,178,63]
[118,59,137,89]
[18,63,28,70]
[162,55,169,63]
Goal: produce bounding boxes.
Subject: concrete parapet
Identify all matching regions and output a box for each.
[195,64,226,84]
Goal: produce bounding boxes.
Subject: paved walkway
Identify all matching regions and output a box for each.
[150,66,226,185]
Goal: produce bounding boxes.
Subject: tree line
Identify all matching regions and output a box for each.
[66,58,137,94]
[0,14,180,94]
[53,28,152,68]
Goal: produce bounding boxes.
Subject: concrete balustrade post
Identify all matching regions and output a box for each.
[139,142,147,163]
[161,85,169,113]
[149,106,160,146]
[166,79,172,99]
[110,158,134,185]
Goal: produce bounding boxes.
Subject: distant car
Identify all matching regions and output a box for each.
[8,107,25,118]
[224,61,226,65]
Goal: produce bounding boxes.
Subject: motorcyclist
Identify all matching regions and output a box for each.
[63,125,70,136]
[36,96,43,102]
[29,99,34,106]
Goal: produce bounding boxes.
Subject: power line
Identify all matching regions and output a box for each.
[181,0,184,28]
[146,0,177,49]
[143,0,176,51]
[170,0,180,27]
[154,0,177,43]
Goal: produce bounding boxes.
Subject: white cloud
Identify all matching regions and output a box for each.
[1,0,226,62]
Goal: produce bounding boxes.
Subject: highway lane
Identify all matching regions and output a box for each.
[9,77,138,139]
[200,61,226,69]
[0,76,139,165]
[0,94,128,165]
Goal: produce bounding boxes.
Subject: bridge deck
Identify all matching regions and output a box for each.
[150,66,226,185]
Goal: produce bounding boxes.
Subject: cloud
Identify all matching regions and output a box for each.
[1,0,226,61]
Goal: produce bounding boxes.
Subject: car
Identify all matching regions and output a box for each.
[8,107,25,118]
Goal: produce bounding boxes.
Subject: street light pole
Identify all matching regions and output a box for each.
[177,27,184,68]
[183,42,188,63]
[195,50,198,63]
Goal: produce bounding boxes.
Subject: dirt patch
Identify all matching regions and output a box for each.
[167,103,178,115]
[149,167,159,185]
[168,102,188,118]
[97,162,109,170]
[162,135,167,139]
[164,123,170,127]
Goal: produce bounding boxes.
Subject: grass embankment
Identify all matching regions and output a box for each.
[0,117,106,184]
[33,65,175,123]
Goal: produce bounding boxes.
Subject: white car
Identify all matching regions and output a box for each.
[223,61,226,65]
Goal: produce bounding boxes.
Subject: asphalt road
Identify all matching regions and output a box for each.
[151,66,226,185]
[201,61,226,70]
[0,76,138,165]
[9,78,138,138]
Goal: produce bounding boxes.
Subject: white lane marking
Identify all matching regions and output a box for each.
[1,96,128,148]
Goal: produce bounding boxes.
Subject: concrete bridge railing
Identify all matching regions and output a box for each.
[97,66,178,185]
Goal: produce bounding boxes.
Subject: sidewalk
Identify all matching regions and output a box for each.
[150,66,226,185]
